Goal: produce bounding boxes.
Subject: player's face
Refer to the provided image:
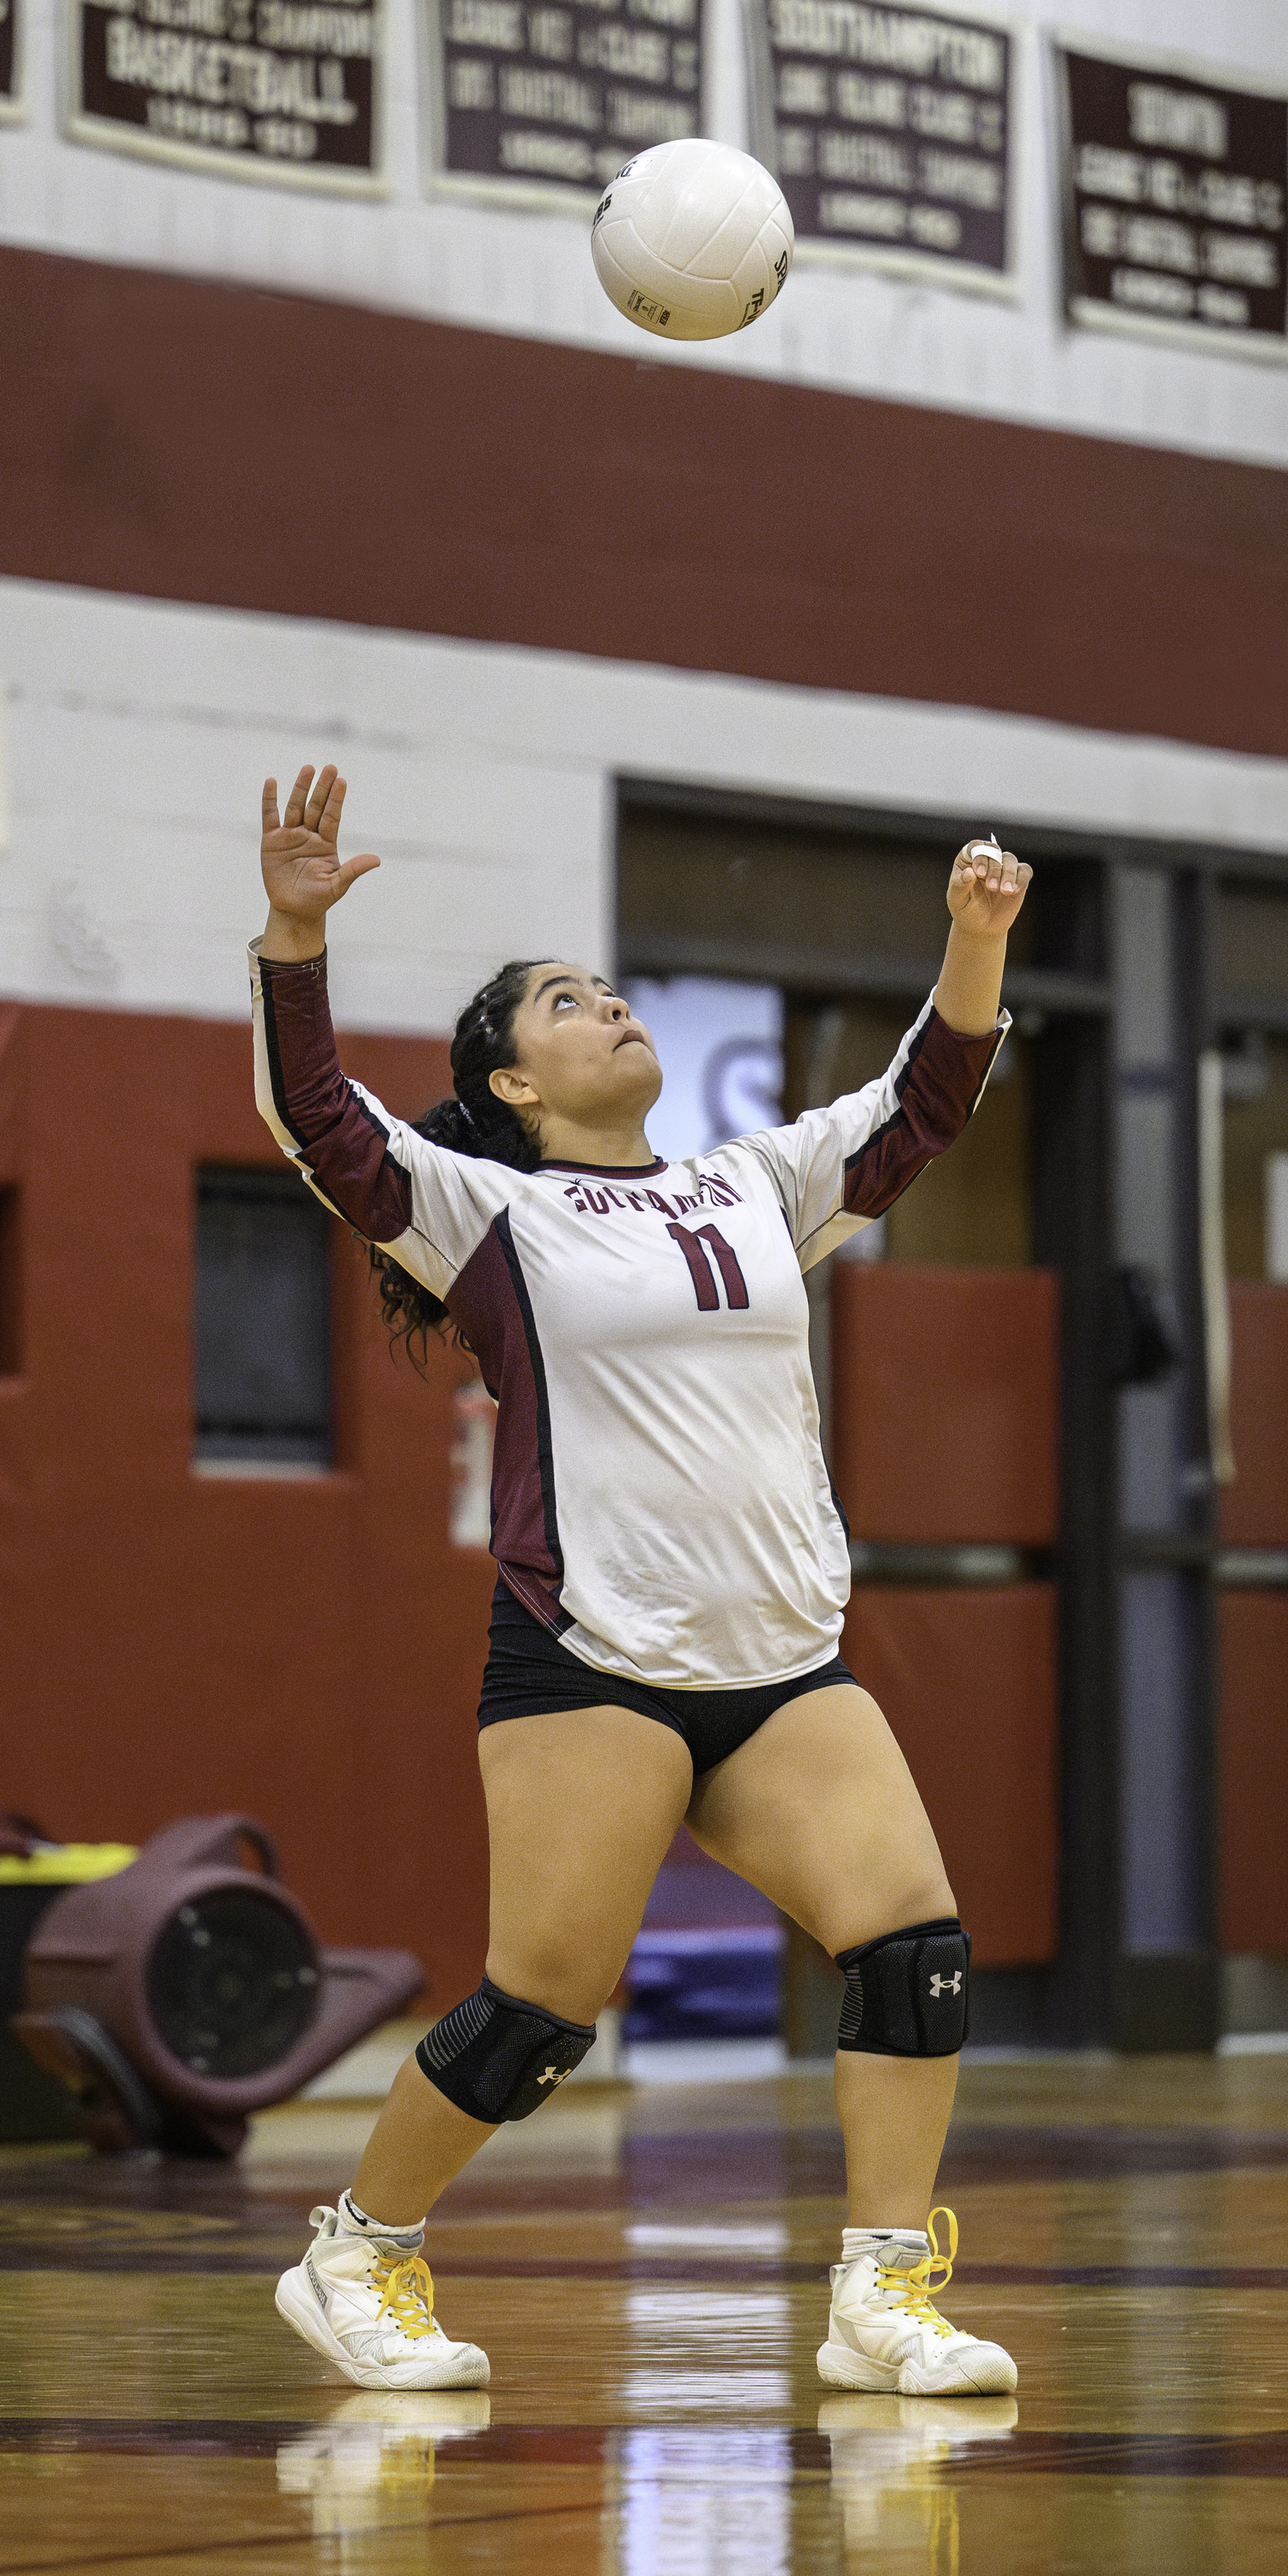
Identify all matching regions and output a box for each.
[497,965,662,1126]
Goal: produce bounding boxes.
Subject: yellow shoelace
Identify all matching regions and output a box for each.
[371,2249,436,2340]
[877,2205,959,2341]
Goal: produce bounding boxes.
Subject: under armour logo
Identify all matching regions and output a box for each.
[536,2064,566,2087]
[928,1972,962,1999]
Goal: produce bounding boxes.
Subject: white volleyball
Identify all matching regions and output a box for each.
[591,139,793,343]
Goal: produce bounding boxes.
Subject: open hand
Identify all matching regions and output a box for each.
[946,836,1032,940]
[261,764,380,934]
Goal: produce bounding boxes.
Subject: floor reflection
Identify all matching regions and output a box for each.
[3,2057,1288,2571]
[276,2392,491,2537]
[821,2397,1018,2575]
[617,2427,793,2576]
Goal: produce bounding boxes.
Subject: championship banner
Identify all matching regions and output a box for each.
[428,0,705,203]
[1,0,25,118]
[746,0,1015,292]
[1056,38,1288,361]
[66,0,384,190]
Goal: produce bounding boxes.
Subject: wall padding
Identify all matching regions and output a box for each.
[842,1586,1060,1966]
[1220,1593,1288,1957]
[831,1262,1060,1546]
[1221,1285,1288,1548]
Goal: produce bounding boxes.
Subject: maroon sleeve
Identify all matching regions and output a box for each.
[258,951,414,1243]
[841,1010,1003,1219]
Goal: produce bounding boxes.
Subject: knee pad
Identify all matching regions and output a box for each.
[835,1917,970,2057]
[415,1975,596,2122]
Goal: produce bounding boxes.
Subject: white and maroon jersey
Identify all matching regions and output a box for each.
[252,943,1006,1689]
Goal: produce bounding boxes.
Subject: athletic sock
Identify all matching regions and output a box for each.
[841,2227,929,2268]
[337,2188,425,2245]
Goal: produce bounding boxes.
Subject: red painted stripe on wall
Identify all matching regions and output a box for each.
[2,244,1286,757]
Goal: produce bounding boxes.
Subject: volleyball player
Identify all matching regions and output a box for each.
[261,764,1030,2400]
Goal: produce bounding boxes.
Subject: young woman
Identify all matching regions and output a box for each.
[260,763,1031,2402]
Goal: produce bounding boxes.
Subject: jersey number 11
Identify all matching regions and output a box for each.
[666,1222,750,1312]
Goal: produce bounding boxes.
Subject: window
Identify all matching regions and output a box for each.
[620,976,782,1161]
[0,1186,20,1376]
[193,1168,331,1473]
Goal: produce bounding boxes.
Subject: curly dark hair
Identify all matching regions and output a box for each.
[369,958,552,1357]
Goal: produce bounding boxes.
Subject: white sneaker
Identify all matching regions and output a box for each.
[817,2208,1018,2397]
[275,2204,490,2392]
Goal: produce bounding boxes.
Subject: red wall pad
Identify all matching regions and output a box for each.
[0,1005,495,2018]
[842,1587,1060,1967]
[1219,1594,1288,1957]
[831,1263,1060,1548]
[2,246,1287,757]
[1220,1285,1288,1548]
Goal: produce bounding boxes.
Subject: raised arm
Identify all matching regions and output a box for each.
[252,764,507,1291]
[253,760,414,1243]
[934,833,1031,1034]
[732,835,1031,1268]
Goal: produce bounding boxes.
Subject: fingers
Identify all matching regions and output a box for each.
[304,764,338,835]
[964,839,1011,891]
[283,765,315,830]
[960,839,1030,897]
[949,840,1033,927]
[316,769,347,849]
[268,764,347,841]
[335,851,381,896]
[983,853,1030,902]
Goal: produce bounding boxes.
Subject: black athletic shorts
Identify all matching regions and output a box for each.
[477,1579,858,1775]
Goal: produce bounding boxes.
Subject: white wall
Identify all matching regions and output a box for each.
[3,574,1286,1030]
[2,0,1286,467]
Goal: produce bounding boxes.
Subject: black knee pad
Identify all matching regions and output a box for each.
[835,1917,970,2057]
[415,1975,596,2122]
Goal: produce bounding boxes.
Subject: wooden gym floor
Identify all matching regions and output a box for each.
[3,2051,1288,2574]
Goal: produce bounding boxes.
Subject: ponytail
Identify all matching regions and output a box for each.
[370,959,550,1358]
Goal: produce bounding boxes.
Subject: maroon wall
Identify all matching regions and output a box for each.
[1220,1286,1288,1954]
[0,1003,496,2014]
[829,1266,1061,1964]
[1221,1285,1288,1548]
[2,243,1286,757]
[842,1587,1060,1965]
[1220,1594,1288,1959]
[832,1262,1060,1546]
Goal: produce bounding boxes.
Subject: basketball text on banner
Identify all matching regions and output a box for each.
[65,0,385,191]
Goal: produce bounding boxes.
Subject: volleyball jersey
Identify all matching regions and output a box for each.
[252,943,1006,1688]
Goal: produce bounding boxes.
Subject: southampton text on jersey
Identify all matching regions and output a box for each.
[559,1170,744,1218]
